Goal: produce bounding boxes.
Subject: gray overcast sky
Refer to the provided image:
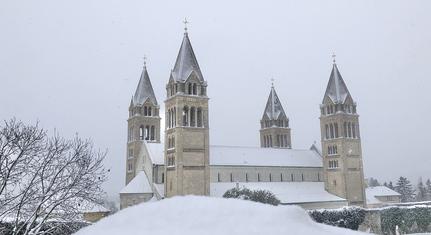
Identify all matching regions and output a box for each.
[1,0,431,199]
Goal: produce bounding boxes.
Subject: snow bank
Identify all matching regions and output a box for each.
[75,196,364,235]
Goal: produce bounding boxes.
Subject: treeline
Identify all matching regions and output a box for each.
[368,176,431,202]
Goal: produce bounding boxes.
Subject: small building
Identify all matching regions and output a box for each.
[366,186,401,208]
[79,201,111,223]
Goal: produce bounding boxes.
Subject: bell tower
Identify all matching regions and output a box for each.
[260,84,291,148]
[164,25,210,197]
[125,60,160,184]
[320,57,366,206]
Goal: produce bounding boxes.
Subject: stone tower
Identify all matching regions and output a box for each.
[164,29,210,197]
[260,85,291,148]
[320,59,366,207]
[125,62,161,184]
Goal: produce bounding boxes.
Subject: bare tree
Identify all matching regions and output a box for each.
[0,119,107,235]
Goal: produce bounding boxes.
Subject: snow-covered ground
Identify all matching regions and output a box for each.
[75,196,365,235]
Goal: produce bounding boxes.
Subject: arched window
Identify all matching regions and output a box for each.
[168,137,171,148]
[190,107,196,127]
[161,173,164,183]
[280,173,283,182]
[139,126,144,140]
[258,173,261,182]
[325,124,329,139]
[129,127,133,141]
[144,107,148,116]
[217,173,220,182]
[145,125,150,140]
[182,106,189,126]
[269,173,272,182]
[329,123,334,139]
[197,108,202,127]
[192,83,197,95]
[230,173,233,182]
[344,122,347,137]
[188,83,192,95]
[173,107,177,127]
[352,123,356,138]
[348,122,352,138]
[148,107,152,116]
[334,123,339,138]
[151,126,155,140]
[245,173,248,182]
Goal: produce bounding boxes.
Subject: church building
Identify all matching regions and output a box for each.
[119,25,389,210]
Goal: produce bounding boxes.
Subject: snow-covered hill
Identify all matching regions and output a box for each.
[75,196,365,235]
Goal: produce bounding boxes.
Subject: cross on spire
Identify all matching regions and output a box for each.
[183,18,189,32]
[271,77,275,88]
[143,55,147,67]
[332,53,336,64]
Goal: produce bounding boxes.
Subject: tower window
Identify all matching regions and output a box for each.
[217,173,220,182]
[192,83,197,95]
[344,122,347,137]
[334,123,339,138]
[151,126,155,140]
[230,173,233,182]
[352,123,356,138]
[330,123,334,139]
[183,106,189,126]
[144,107,148,116]
[188,83,193,95]
[280,173,283,182]
[190,107,196,127]
[269,173,272,182]
[139,126,144,140]
[258,173,261,182]
[246,173,248,182]
[291,174,294,181]
[127,163,133,172]
[301,173,304,181]
[145,125,150,140]
[161,173,164,183]
[128,149,133,159]
[148,107,152,116]
[197,108,202,127]
[325,124,329,139]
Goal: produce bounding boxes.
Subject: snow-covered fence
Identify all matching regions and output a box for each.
[308,204,431,234]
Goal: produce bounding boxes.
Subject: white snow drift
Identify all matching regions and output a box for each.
[75,196,364,235]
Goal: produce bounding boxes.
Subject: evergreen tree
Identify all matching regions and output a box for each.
[368,177,381,187]
[395,176,416,202]
[388,181,395,190]
[383,182,388,187]
[416,178,426,202]
[425,179,431,201]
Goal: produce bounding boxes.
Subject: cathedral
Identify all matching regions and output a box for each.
[119,26,378,210]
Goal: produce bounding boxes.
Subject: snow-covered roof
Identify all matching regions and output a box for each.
[323,63,351,104]
[262,86,288,121]
[142,143,322,168]
[366,186,400,204]
[132,65,158,106]
[120,171,153,194]
[146,142,164,165]
[78,201,110,213]
[171,32,204,82]
[211,182,346,204]
[210,145,322,167]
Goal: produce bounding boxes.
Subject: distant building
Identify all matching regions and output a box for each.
[366,186,401,208]
[78,201,110,223]
[119,25,385,210]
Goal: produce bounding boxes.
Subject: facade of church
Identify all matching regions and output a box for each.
[119,28,375,210]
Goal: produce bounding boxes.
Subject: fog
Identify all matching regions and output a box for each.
[1,0,430,199]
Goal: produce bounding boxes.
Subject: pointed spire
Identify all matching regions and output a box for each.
[171,25,204,82]
[262,84,287,121]
[133,61,158,106]
[322,57,351,104]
